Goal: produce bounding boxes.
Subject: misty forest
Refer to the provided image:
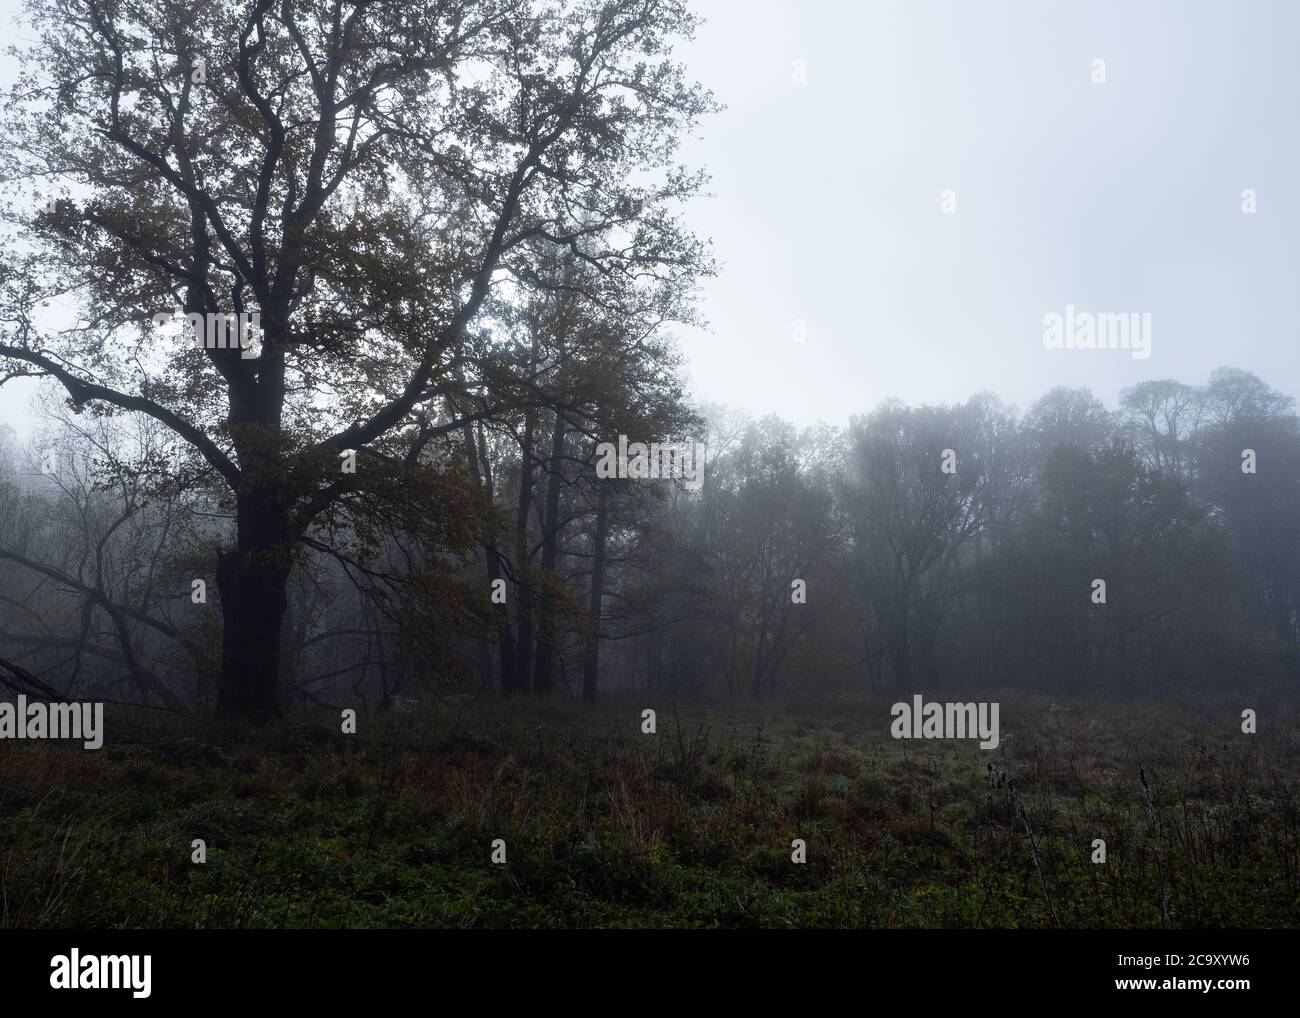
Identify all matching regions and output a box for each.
[0,0,1297,930]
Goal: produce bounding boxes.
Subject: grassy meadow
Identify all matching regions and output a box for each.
[1,693,1297,928]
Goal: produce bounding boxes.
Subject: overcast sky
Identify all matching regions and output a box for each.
[2,0,1298,440]
[674,0,1300,423]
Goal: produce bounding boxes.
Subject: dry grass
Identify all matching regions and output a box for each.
[0,691,1296,927]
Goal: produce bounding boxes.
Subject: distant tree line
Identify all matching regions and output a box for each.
[1,366,1296,711]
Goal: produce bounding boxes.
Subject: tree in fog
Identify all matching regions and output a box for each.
[842,402,987,691]
[0,0,714,719]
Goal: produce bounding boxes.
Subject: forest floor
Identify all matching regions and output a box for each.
[0,690,1297,928]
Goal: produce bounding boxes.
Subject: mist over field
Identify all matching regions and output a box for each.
[0,0,1296,945]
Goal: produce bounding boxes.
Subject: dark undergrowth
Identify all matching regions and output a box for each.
[0,691,1296,928]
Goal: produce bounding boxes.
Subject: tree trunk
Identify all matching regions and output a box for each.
[215,491,292,723]
[456,417,503,692]
[474,424,518,694]
[582,482,609,704]
[513,408,537,694]
[532,412,567,694]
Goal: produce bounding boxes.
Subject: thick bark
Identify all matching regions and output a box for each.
[532,412,567,694]
[581,482,609,704]
[214,489,292,723]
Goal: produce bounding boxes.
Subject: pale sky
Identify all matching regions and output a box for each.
[674,0,1300,422]
[3,0,1298,439]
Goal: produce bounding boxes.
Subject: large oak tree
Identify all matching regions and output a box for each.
[0,0,713,719]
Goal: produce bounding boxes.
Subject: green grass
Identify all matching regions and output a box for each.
[1,692,1297,928]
